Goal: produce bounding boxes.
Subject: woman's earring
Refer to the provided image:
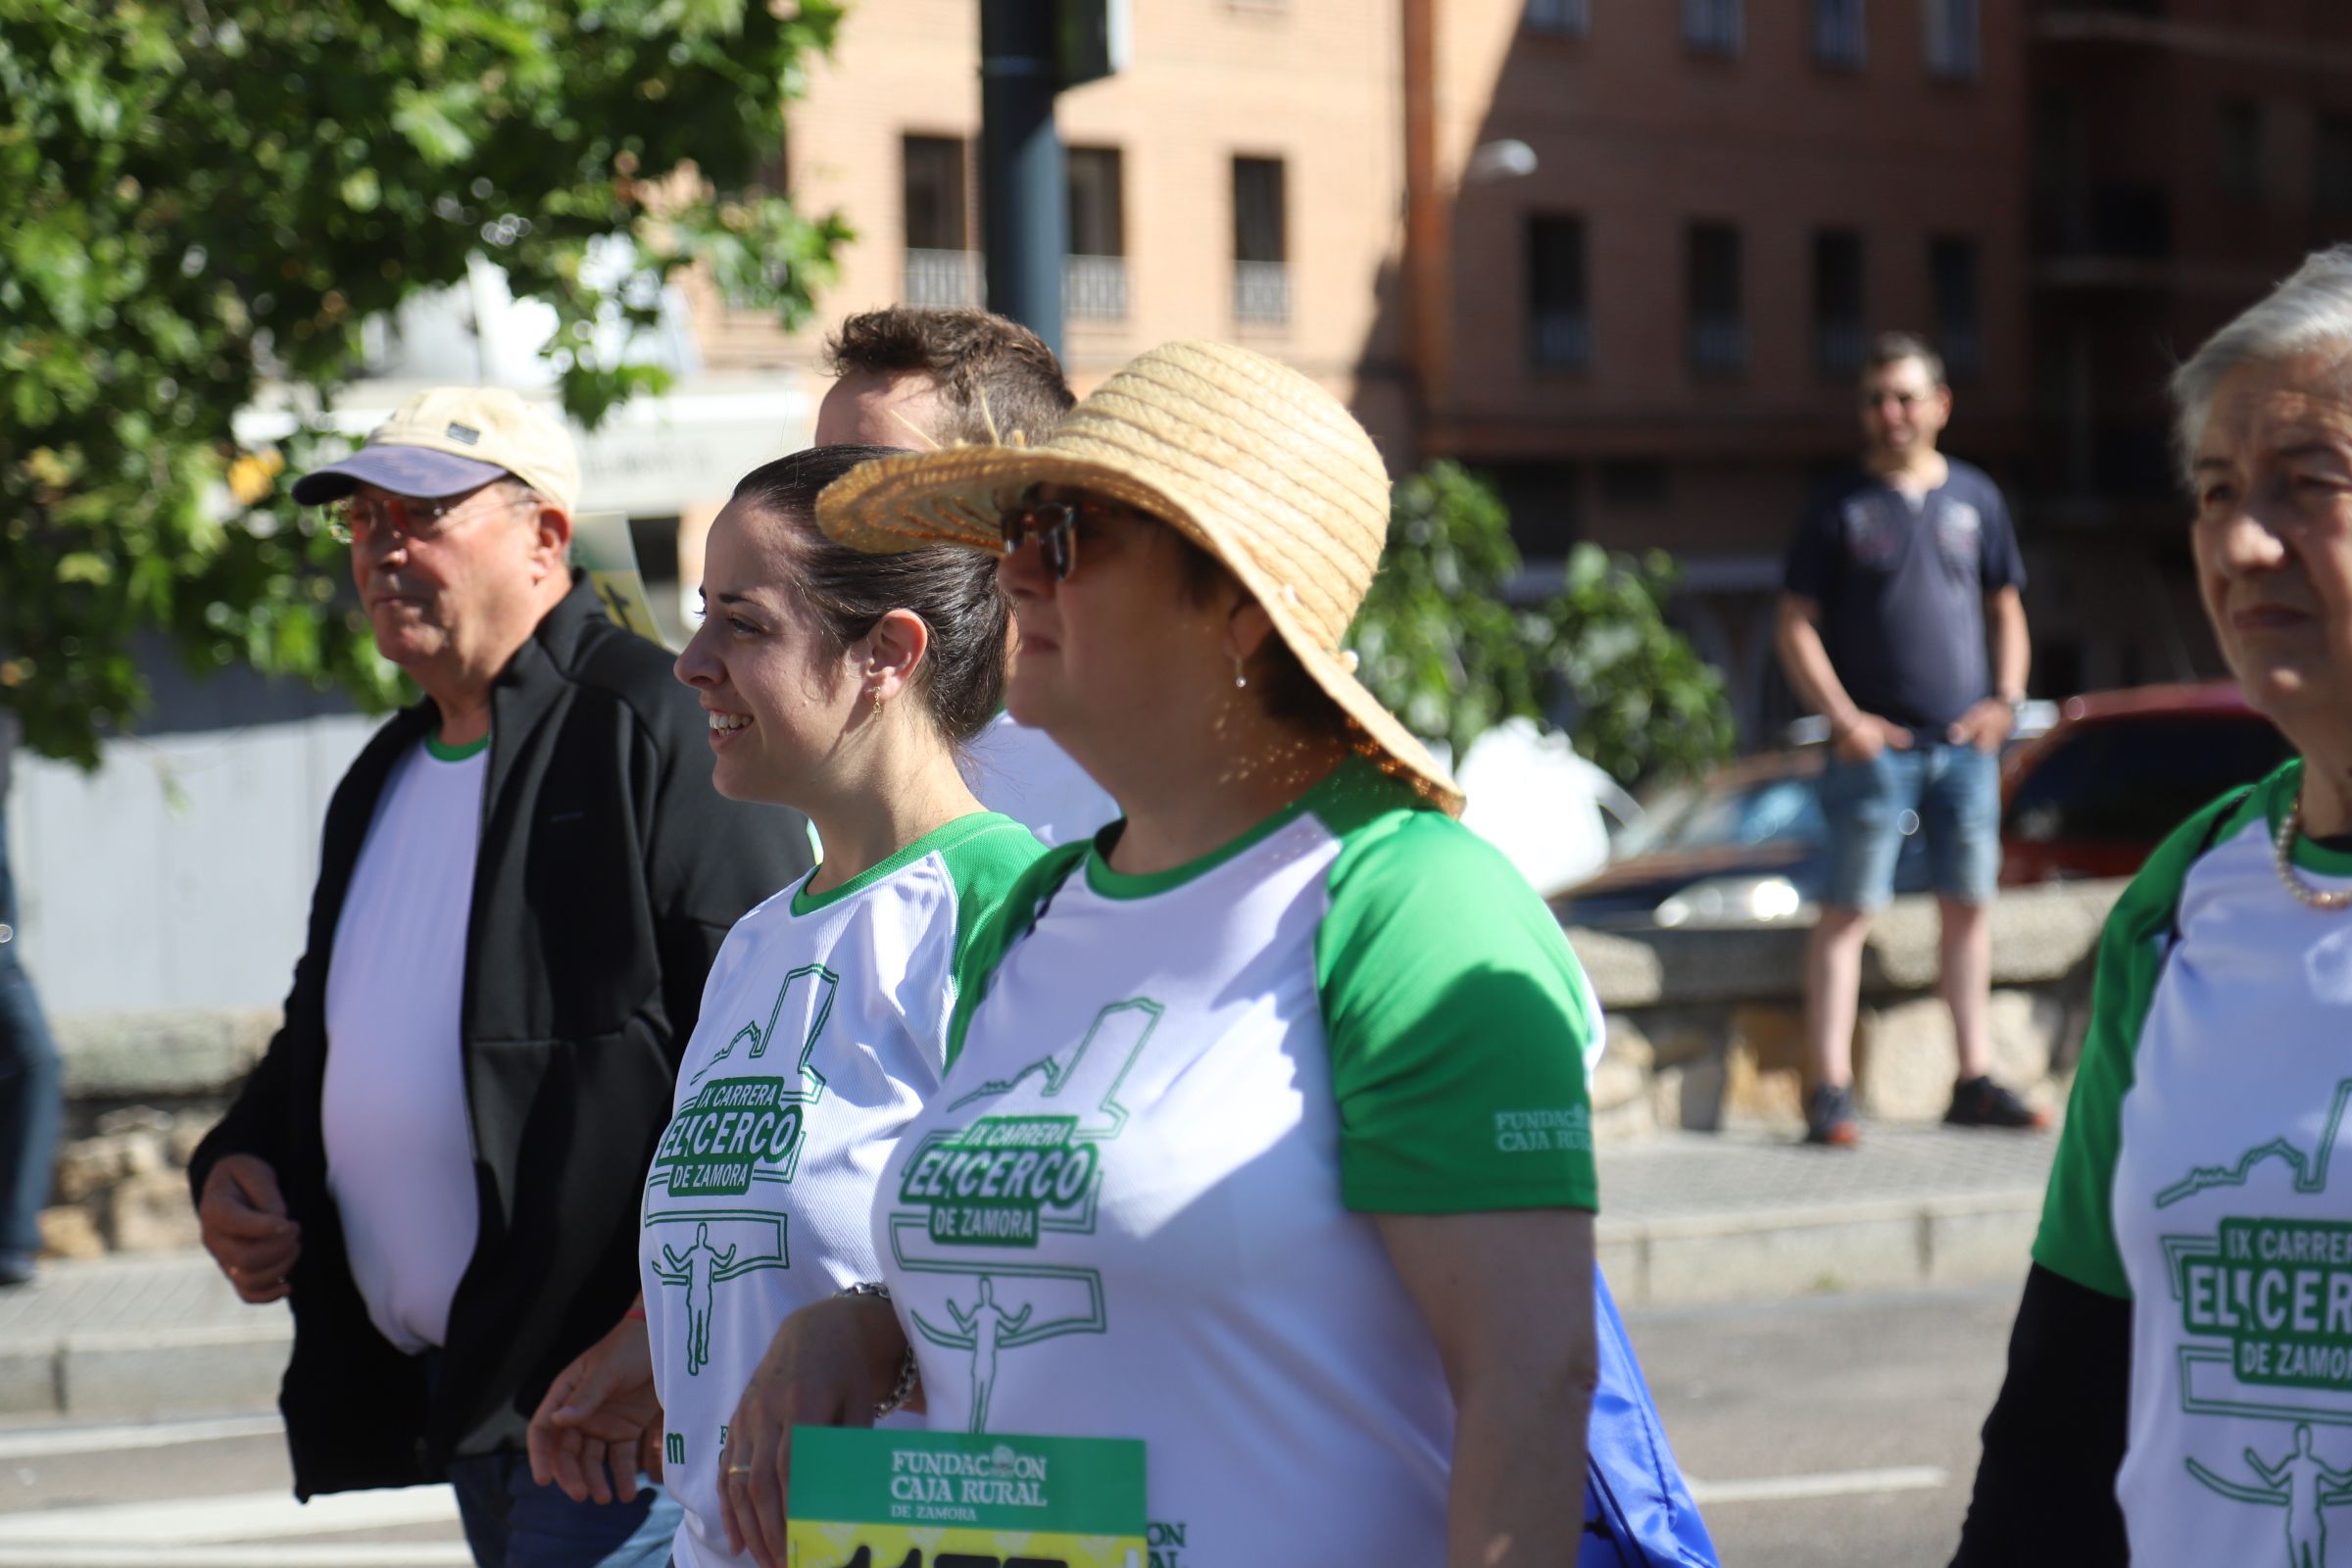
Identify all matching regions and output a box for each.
[1230,652,1249,690]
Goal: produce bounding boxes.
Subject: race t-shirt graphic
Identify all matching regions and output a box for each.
[641,964,834,1374]
[2157,1079,2352,1561]
[886,999,1159,1433]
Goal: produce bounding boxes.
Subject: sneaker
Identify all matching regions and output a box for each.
[1945,1075,2052,1131]
[1805,1083,1860,1147]
[0,1253,35,1289]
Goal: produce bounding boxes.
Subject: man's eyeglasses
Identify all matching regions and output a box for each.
[1860,390,1925,413]
[999,500,1090,581]
[324,486,514,546]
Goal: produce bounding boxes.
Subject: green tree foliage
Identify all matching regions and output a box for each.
[1351,461,1735,786]
[0,0,848,765]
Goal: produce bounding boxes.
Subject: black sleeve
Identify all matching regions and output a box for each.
[187,905,321,1205]
[1951,1263,2132,1567]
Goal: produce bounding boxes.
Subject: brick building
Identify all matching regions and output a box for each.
[660,0,2352,737]
[1405,0,2031,738]
[2025,0,2352,696]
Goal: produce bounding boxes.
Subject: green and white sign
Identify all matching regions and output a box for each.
[785,1427,1144,1568]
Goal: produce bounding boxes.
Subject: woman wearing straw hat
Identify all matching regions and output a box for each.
[739,343,1603,1568]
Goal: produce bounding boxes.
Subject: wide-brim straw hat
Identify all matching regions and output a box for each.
[815,340,1462,814]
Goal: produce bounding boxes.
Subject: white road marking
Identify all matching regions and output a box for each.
[0,1414,284,1460]
[1688,1464,1949,1505]
[0,1485,460,1545]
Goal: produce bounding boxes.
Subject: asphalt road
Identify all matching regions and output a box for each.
[1633,1281,2021,1568]
[0,1283,2022,1566]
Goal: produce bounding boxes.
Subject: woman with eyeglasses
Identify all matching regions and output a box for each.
[1955,251,2352,1565]
[520,445,1044,1568]
[745,343,1610,1568]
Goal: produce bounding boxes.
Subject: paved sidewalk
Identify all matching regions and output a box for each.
[1596,1123,2055,1307]
[0,1124,2057,1419]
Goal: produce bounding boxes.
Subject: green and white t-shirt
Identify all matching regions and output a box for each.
[874,759,1598,1568]
[639,812,1043,1568]
[2037,760,2352,1565]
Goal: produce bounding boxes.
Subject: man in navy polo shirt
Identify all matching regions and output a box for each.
[1776,332,2044,1147]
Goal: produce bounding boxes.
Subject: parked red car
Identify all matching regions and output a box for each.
[1998,681,2292,885]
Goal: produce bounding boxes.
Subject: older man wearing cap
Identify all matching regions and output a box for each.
[188,388,811,1567]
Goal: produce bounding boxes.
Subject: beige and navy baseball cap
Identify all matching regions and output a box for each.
[292,387,581,516]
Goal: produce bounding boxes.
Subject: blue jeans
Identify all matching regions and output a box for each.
[0,796,60,1264]
[1818,740,2000,911]
[445,1452,680,1568]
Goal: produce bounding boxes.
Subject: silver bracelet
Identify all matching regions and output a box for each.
[841,1283,920,1418]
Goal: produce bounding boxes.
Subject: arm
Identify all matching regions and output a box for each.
[1774,593,1906,760]
[1953,1265,2130,1566]
[1988,584,2030,702]
[2246,1451,2284,1487]
[526,1312,662,1506]
[719,1292,911,1568]
[1949,586,2032,751]
[1376,1209,1597,1568]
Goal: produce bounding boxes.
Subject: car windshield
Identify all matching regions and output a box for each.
[1617,774,1825,858]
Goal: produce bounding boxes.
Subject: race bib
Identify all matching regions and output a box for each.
[786,1427,1145,1568]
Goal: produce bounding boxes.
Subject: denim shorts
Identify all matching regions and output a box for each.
[1817,740,2000,911]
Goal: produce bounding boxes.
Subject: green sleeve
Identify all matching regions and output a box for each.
[2032,774,2276,1298]
[1315,804,1600,1215]
[943,836,1088,1072]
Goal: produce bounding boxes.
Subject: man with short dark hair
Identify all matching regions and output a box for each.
[814,307,1116,846]
[816,305,1074,449]
[1776,332,2043,1147]
[191,387,808,1565]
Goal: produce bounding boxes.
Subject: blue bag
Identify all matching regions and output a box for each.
[1579,1265,1719,1566]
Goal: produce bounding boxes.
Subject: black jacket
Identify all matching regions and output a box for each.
[189,578,811,1498]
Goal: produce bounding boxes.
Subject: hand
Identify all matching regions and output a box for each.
[527,1314,662,1506]
[198,1154,301,1303]
[720,1292,909,1568]
[1946,698,2017,754]
[1831,712,1912,764]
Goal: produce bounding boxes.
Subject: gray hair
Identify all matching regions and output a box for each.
[2172,246,2352,486]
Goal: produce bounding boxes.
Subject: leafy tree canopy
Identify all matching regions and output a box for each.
[0,0,848,765]
[1352,461,1735,787]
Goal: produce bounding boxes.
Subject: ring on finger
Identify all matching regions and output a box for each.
[724,1461,754,1476]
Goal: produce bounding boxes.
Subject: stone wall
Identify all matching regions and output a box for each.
[35,882,2131,1255]
[1568,878,2127,1141]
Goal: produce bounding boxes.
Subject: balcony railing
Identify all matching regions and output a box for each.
[1235,261,1292,325]
[1690,318,1750,376]
[906,248,983,310]
[1815,319,1866,379]
[1940,323,1984,382]
[1064,254,1128,320]
[1531,311,1592,370]
[1524,0,1591,36]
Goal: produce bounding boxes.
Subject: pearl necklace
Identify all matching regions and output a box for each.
[2276,796,2352,912]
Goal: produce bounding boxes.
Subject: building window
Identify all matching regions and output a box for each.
[1527,215,1591,372]
[1682,0,1742,57]
[903,134,979,308]
[2319,116,2352,214]
[1524,0,1591,36]
[1813,0,1864,69]
[1233,156,1291,325]
[2220,101,2264,201]
[1812,229,1865,381]
[1930,235,1984,383]
[1065,146,1128,320]
[1688,221,1746,377]
[1924,0,1980,81]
